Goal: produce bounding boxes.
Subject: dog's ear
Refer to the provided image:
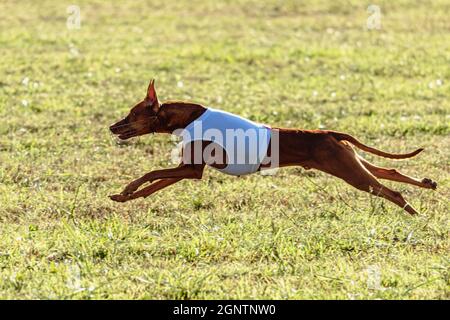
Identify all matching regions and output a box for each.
[146,79,157,102]
[146,79,160,112]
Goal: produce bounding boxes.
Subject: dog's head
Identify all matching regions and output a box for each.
[110,79,161,140]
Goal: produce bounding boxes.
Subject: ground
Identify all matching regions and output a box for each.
[0,0,448,299]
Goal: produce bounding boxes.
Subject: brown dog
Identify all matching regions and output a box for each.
[109,80,437,215]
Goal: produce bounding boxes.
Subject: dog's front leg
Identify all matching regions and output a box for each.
[110,178,183,202]
[120,163,204,196]
[110,163,205,202]
[120,174,156,196]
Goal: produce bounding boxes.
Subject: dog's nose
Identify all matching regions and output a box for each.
[109,124,118,133]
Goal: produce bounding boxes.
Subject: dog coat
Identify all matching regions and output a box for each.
[176,107,271,176]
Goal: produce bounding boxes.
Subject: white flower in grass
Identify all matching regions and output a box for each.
[21,100,29,107]
[21,77,29,86]
[436,79,443,86]
[177,81,184,88]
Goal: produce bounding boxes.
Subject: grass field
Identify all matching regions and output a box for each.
[0,0,449,299]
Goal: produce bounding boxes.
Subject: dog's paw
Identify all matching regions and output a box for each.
[109,194,130,202]
[122,182,140,195]
[421,178,437,190]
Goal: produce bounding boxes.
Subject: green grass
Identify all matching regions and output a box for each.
[0,0,449,299]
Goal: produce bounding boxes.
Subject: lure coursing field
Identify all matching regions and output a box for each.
[0,0,448,299]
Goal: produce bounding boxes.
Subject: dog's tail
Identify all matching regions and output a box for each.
[329,131,424,159]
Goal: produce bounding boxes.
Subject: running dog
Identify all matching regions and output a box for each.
[109,80,437,215]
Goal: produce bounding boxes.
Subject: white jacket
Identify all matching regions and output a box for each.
[176,108,271,176]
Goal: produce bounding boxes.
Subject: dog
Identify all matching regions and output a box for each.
[109,80,437,215]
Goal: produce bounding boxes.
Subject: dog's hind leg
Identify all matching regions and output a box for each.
[312,140,419,215]
[358,156,437,190]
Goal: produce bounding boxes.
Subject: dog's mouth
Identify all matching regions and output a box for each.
[110,126,137,140]
[109,121,138,140]
[117,129,137,140]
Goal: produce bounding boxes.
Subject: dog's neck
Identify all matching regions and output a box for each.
[156,101,207,133]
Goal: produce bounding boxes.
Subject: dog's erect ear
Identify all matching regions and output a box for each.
[146,79,160,112]
[146,79,157,101]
